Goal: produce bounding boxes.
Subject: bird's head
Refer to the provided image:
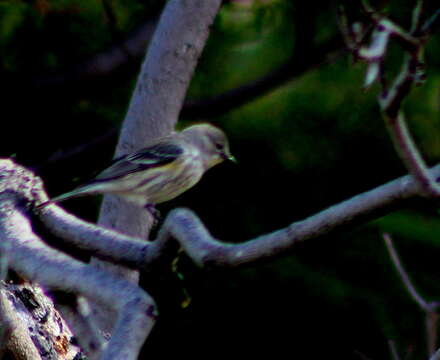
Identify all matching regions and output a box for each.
[182,124,236,169]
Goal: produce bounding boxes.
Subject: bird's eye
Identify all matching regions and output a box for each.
[215,143,224,151]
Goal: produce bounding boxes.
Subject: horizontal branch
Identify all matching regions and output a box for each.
[150,164,440,267]
[39,204,149,269]
[35,159,440,269]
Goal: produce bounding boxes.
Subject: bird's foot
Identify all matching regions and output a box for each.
[145,204,161,226]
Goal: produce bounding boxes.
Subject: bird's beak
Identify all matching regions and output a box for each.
[222,152,237,163]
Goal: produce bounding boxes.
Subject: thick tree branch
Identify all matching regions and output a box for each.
[31,158,440,270]
[4,161,440,357]
[0,201,156,360]
[0,287,41,360]
[148,166,439,268]
[39,204,149,269]
[0,282,81,360]
[0,160,156,360]
[2,217,154,359]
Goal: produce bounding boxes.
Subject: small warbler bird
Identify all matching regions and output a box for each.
[41,124,235,213]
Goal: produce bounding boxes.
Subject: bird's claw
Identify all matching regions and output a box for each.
[145,204,161,226]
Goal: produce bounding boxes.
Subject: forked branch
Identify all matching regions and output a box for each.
[340,1,440,198]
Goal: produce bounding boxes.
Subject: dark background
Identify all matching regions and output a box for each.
[1,0,439,358]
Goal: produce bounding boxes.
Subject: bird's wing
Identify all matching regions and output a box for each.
[44,141,184,205]
[93,141,184,182]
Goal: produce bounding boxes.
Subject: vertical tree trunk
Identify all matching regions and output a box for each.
[94,0,222,331]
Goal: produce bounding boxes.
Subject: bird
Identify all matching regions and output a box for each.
[39,123,235,215]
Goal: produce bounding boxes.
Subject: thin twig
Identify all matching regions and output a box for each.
[342,4,440,198]
[410,0,424,34]
[421,9,440,35]
[383,233,439,356]
[379,46,438,197]
[383,233,430,311]
[354,349,375,360]
[382,110,440,198]
[388,339,401,360]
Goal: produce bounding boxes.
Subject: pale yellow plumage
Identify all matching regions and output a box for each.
[42,124,235,210]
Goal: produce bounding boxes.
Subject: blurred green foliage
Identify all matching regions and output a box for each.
[189,0,295,97]
[0,0,439,359]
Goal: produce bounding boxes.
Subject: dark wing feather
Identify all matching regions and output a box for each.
[93,141,184,182]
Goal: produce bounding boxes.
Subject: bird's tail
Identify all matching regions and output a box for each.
[37,186,93,209]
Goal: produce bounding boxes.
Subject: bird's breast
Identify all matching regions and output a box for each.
[133,148,204,204]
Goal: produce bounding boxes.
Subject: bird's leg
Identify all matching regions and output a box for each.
[144,203,161,226]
